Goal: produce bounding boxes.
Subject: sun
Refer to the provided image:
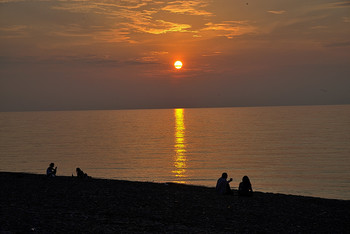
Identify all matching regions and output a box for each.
[174,60,183,69]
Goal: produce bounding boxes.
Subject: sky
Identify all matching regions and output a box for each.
[0,0,350,111]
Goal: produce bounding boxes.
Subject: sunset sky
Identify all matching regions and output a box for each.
[1,0,349,111]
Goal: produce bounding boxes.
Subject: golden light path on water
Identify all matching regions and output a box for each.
[173,108,187,183]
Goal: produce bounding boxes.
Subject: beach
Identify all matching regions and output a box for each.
[1,172,349,233]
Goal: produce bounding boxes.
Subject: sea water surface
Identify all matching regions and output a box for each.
[1,105,349,200]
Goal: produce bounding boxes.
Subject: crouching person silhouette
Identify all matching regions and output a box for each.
[46,163,57,177]
[76,168,89,178]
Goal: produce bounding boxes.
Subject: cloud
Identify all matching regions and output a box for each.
[0,25,29,38]
[162,0,212,16]
[95,1,151,10]
[126,57,160,65]
[50,0,194,37]
[201,51,222,57]
[150,51,169,55]
[313,1,350,10]
[0,54,116,65]
[267,10,286,15]
[95,28,134,43]
[331,1,350,8]
[134,51,169,63]
[310,25,328,30]
[2,0,244,44]
[343,17,350,23]
[200,21,256,39]
[124,20,192,34]
[0,0,198,47]
[51,1,154,14]
[324,41,350,47]
[0,55,36,65]
[0,48,172,68]
[41,23,134,45]
[50,24,94,38]
[0,0,28,2]
[0,54,160,67]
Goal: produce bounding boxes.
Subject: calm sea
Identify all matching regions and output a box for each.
[1,105,349,200]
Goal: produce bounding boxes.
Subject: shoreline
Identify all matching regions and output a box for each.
[1,172,350,233]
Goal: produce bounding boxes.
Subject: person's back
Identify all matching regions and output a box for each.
[216,172,233,195]
[238,176,253,196]
[216,177,227,194]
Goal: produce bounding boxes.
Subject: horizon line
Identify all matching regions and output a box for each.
[1,103,349,113]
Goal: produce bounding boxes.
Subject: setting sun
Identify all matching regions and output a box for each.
[174,61,183,69]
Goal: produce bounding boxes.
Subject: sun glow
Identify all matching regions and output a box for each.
[174,60,183,69]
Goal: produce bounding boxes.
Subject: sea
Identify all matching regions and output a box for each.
[1,105,349,200]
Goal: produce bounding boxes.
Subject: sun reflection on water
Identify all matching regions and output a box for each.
[173,108,187,183]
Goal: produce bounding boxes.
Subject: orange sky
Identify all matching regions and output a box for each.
[0,0,349,111]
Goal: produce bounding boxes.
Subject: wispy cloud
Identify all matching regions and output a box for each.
[200,21,256,39]
[162,0,212,16]
[0,25,29,38]
[0,0,28,3]
[201,51,222,57]
[134,51,169,63]
[45,24,133,45]
[0,54,159,66]
[96,28,134,43]
[310,25,328,30]
[0,0,226,44]
[313,1,350,10]
[324,41,350,47]
[343,17,350,23]
[50,1,195,38]
[50,24,94,38]
[125,20,192,34]
[0,55,36,65]
[330,1,350,8]
[51,1,153,14]
[268,10,286,15]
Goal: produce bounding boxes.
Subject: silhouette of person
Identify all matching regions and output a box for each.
[238,175,253,196]
[216,172,233,195]
[46,163,57,177]
[76,168,88,178]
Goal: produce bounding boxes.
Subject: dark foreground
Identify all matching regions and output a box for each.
[1,172,349,233]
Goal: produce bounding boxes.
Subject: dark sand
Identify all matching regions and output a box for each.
[1,172,349,233]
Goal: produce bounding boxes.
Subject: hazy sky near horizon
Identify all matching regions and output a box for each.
[1,0,350,111]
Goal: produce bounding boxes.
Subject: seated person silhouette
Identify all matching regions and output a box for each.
[46,163,57,177]
[76,168,88,178]
[216,172,233,195]
[238,175,253,196]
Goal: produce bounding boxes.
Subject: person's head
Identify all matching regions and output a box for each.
[242,175,250,184]
[50,163,54,167]
[76,168,81,172]
[222,172,228,179]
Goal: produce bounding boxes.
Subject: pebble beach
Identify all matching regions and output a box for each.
[1,172,349,233]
